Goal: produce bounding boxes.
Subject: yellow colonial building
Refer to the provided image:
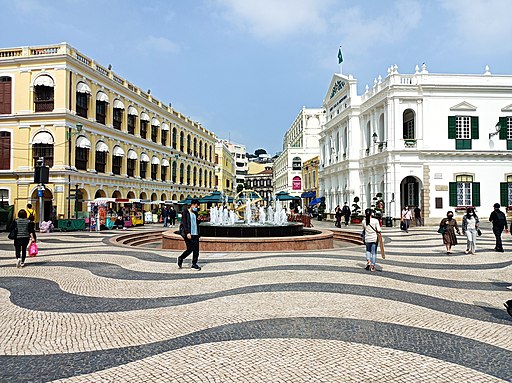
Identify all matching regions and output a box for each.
[0,43,216,220]
[214,140,236,196]
[301,156,319,206]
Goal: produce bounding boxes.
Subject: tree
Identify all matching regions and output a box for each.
[254,148,267,156]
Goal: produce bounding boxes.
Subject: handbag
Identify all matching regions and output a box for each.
[28,242,38,257]
[360,229,365,244]
[477,228,482,237]
[437,226,446,235]
[8,222,17,240]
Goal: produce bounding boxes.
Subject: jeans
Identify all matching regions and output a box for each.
[493,227,504,251]
[404,219,411,231]
[415,217,422,226]
[14,237,30,263]
[179,235,200,265]
[465,228,477,253]
[365,242,377,265]
[170,217,176,226]
[163,217,168,227]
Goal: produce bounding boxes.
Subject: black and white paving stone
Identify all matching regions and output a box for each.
[0,223,511,382]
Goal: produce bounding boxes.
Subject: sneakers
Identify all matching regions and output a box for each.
[177,257,183,269]
[191,264,201,271]
[16,259,21,268]
[464,249,469,254]
[20,263,25,268]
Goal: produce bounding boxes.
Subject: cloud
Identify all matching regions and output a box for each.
[215,0,332,41]
[439,0,512,53]
[137,35,180,54]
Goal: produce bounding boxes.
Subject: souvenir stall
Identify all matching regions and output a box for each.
[89,198,144,230]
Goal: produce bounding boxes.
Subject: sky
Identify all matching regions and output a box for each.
[2,0,512,155]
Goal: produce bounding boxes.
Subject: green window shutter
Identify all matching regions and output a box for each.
[507,140,512,150]
[449,182,457,206]
[471,116,479,139]
[448,116,456,139]
[501,182,509,207]
[471,182,480,207]
[499,117,508,140]
[456,139,472,150]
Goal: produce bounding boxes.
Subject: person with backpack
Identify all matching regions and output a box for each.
[362,208,382,272]
[489,203,508,252]
[25,203,36,222]
[9,209,37,268]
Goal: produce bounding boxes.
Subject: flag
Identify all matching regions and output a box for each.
[337,47,343,64]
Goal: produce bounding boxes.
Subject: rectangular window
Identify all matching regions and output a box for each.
[151,126,158,143]
[151,164,157,180]
[161,167,167,181]
[0,131,10,170]
[112,156,122,175]
[456,116,471,139]
[34,86,54,112]
[96,101,106,124]
[0,77,12,114]
[500,176,512,207]
[161,131,167,146]
[0,189,8,207]
[450,175,480,207]
[140,162,147,179]
[403,120,414,140]
[435,197,443,209]
[76,93,88,118]
[95,151,106,173]
[113,108,123,130]
[33,144,54,167]
[457,181,472,206]
[75,147,88,170]
[127,115,136,135]
[127,159,135,177]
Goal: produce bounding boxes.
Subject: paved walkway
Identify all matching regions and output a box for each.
[0,223,511,382]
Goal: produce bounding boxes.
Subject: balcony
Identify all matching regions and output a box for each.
[34,100,54,112]
[404,139,417,148]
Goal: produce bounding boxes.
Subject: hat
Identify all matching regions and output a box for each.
[191,199,200,205]
[494,203,501,209]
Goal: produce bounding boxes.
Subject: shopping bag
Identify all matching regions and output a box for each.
[28,242,38,257]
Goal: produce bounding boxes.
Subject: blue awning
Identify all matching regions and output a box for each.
[301,191,316,198]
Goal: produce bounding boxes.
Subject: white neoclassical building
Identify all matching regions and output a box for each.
[319,64,512,223]
[273,107,325,198]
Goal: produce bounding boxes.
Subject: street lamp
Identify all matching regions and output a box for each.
[489,122,501,139]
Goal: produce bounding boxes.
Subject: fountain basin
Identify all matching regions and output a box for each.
[199,222,303,237]
[162,227,333,252]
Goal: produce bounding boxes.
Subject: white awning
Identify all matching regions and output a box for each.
[127,149,138,160]
[151,117,160,127]
[140,153,150,162]
[76,135,91,149]
[140,112,150,121]
[161,122,170,131]
[76,81,91,94]
[127,106,138,116]
[34,75,54,87]
[32,131,54,145]
[113,145,125,157]
[96,91,109,103]
[113,99,125,109]
[151,156,160,165]
[161,158,170,167]
[95,141,109,152]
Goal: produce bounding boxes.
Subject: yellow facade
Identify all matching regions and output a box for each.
[0,43,216,220]
[302,156,319,204]
[214,141,235,196]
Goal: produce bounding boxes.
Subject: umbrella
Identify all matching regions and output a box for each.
[275,191,300,201]
[178,195,194,205]
[310,197,322,206]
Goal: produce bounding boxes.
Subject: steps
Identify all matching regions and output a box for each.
[114,230,164,247]
[330,229,364,245]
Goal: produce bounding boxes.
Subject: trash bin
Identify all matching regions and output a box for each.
[385,216,393,227]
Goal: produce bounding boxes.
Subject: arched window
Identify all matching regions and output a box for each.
[193,137,197,156]
[161,123,169,146]
[187,134,191,154]
[193,166,197,185]
[179,131,184,152]
[140,153,149,178]
[186,165,191,185]
[95,91,109,124]
[112,99,125,130]
[151,156,159,180]
[34,75,55,112]
[161,158,169,181]
[172,127,177,149]
[199,141,203,158]
[199,168,203,186]
[76,82,91,118]
[75,136,91,171]
[151,117,160,143]
[127,106,138,135]
[0,131,11,170]
[292,157,302,171]
[112,145,124,175]
[140,112,150,139]
[0,76,12,114]
[172,161,177,183]
[403,109,415,139]
[127,149,137,177]
[94,141,109,173]
[32,131,54,167]
[179,163,184,184]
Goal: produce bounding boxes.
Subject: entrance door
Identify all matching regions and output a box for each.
[400,176,420,208]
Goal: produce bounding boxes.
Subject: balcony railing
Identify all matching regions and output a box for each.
[34,100,54,112]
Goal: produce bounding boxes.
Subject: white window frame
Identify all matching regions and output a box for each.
[456,116,471,139]
[456,174,473,206]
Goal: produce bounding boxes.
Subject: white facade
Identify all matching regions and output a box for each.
[221,140,248,187]
[274,107,325,197]
[319,65,512,222]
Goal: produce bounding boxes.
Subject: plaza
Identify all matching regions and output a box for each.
[0,222,511,382]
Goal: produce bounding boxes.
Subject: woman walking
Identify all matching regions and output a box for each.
[462,207,479,254]
[11,209,37,268]
[439,211,460,254]
[362,208,382,272]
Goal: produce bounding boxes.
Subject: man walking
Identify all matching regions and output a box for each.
[169,206,177,227]
[401,206,412,233]
[177,199,201,270]
[342,202,351,226]
[489,203,508,252]
[162,206,169,227]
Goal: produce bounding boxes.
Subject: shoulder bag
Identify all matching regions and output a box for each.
[8,222,17,240]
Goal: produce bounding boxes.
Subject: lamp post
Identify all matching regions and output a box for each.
[489,122,501,139]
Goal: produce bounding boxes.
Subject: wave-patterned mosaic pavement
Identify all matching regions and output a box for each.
[0,224,511,382]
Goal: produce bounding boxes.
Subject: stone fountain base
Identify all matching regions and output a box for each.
[162,227,334,252]
[199,222,303,237]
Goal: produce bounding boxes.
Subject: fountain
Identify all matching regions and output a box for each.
[162,189,333,251]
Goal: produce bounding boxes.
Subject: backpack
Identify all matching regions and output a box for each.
[496,211,507,229]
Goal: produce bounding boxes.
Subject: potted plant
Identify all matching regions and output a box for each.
[350,197,363,224]
[373,192,384,226]
[317,197,326,221]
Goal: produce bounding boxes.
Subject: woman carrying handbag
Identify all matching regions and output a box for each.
[9,209,37,268]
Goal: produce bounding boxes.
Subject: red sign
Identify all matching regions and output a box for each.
[292,176,302,190]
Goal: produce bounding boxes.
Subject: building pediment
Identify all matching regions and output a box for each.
[449,101,477,111]
[501,103,512,112]
[324,74,350,104]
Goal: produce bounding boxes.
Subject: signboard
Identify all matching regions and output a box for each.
[292,176,302,191]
